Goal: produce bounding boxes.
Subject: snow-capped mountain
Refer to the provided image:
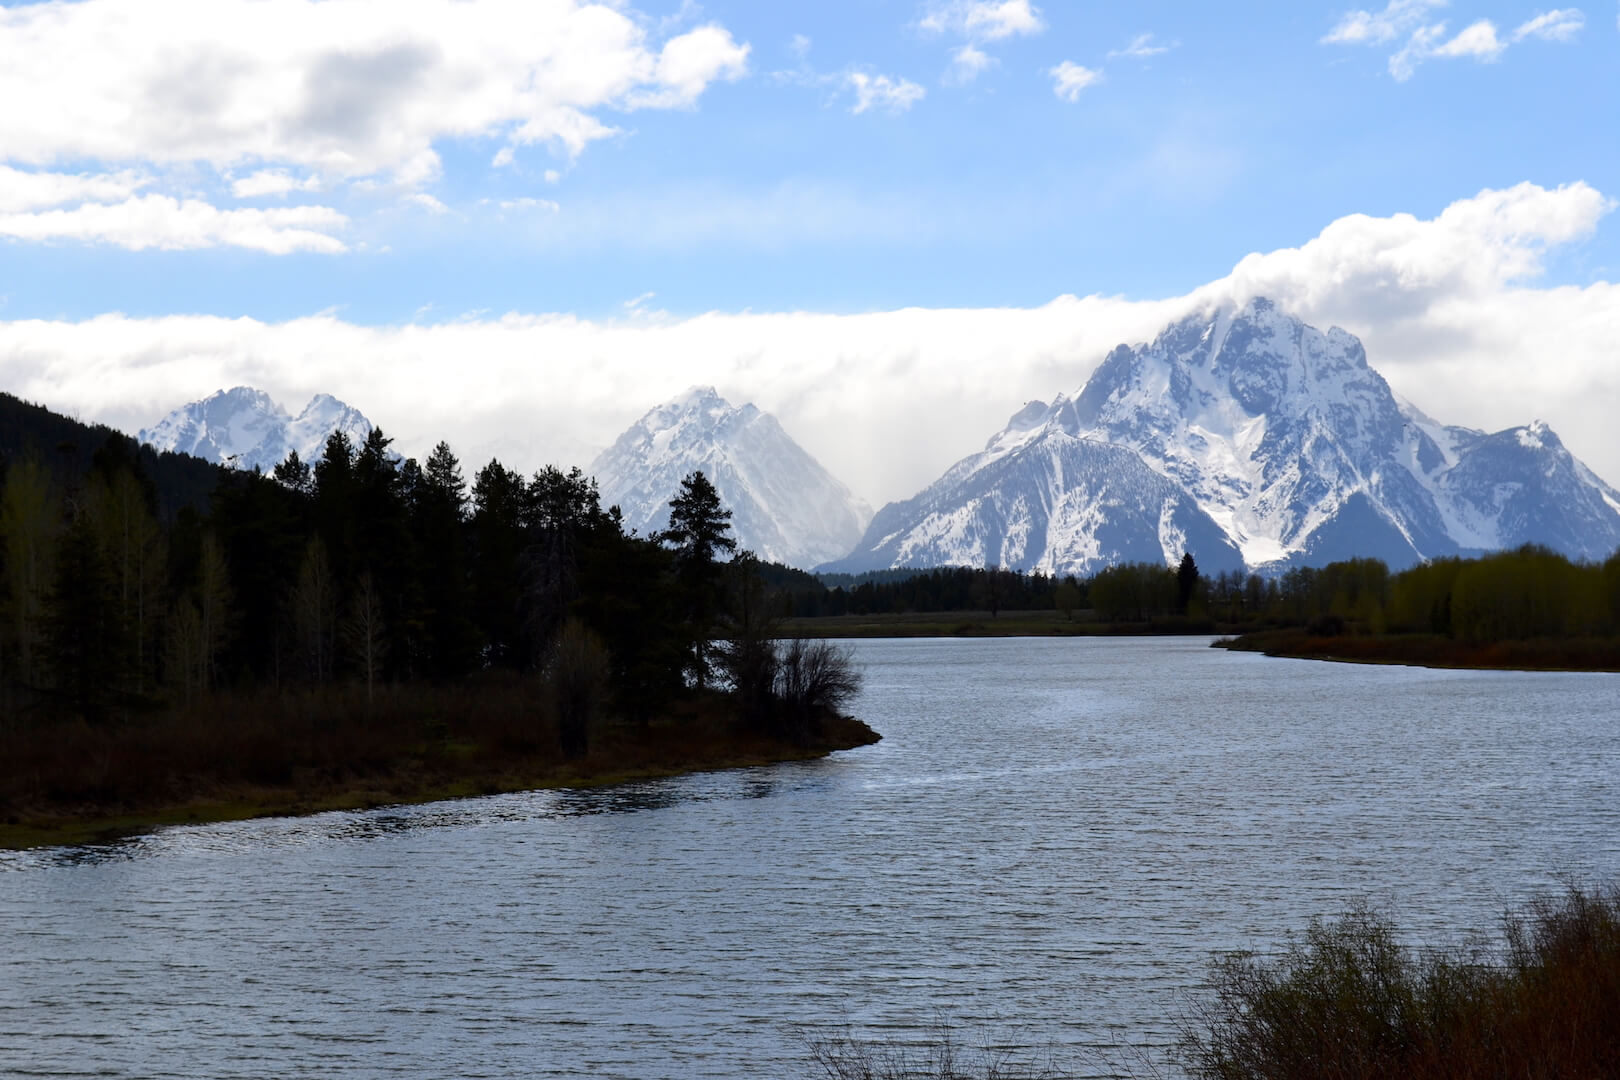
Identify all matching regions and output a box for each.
[591,387,872,569]
[820,401,1245,576]
[139,387,374,472]
[832,298,1620,574]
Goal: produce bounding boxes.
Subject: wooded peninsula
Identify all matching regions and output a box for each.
[0,394,874,848]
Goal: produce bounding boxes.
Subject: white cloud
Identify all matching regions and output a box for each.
[231,170,322,199]
[627,24,750,109]
[1431,19,1508,60]
[790,34,813,59]
[920,0,1045,41]
[0,196,348,253]
[1327,1,1586,79]
[406,193,450,215]
[1322,0,1445,44]
[498,197,561,213]
[544,170,563,185]
[0,0,748,180]
[0,166,151,212]
[7,184,1618,506]
[1109,33,1174,59]
[846,72,927,114]
[1513,8,1585,40]
[945,44,997,84]
[1050,61,1103,102]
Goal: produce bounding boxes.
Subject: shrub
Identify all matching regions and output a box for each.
[774,638,862,738]
[806,1024,1074,1080]
[1178,882,1620,1080]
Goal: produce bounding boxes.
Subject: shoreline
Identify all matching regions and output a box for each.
[782,610,1224,638]
[0,712,881,851]
[1214,629,1620,673]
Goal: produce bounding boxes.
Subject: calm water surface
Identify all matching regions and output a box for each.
[2,637,1617,1078]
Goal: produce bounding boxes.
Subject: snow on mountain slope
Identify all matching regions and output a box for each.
[836,297,1620,575]
[1069,296,1460,569]
[590,387,873,569]
[821,421,1244,575]
[138,387,374,471]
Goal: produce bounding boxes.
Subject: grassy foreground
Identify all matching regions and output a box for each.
[1215,628,1620,672]
[805,881,1620,1079]
[0,676,880,849]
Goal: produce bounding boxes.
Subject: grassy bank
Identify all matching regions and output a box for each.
[0,676,879,849]
[1216,628,1620,671]
[783,610,1223,638]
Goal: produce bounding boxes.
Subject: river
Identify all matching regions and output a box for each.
[3,637,1617,1078]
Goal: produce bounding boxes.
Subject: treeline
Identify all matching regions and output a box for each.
[776,555,1203,624]
[0,423,856,752]
[773,566,1068,618]
[1207,546,1620,642]
[778,544,1620,644]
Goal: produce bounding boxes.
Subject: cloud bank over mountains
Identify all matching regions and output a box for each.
[3,183,1615,507]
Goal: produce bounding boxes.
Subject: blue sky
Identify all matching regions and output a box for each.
[1,0,1617,502]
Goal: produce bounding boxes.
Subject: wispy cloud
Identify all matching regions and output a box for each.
[1049,61,1103,102]
[847,71,928,114]
[920,0,1043,85]
[945,44,997,85]
[1513,8,1586,40]
[1325,2,1587,79]
[0,196,348,253]
[1108,33,1175,59]
[773,61,927,115]
[919,0,1045,41]
[0,165,151,212]
[1322,0,1445,44]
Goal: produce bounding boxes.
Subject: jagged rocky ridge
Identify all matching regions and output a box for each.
[139,387,374,472]
[591,387,872,569]
[828,298,1620,575]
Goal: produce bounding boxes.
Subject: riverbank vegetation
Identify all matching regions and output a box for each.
[0,405,873,846]
[1214,546,1620,670]
[802,880,1620,1079]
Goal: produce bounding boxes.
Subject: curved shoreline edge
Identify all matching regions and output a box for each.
[0,714,882,852]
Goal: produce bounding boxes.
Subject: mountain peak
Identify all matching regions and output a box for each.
[839,298,1620,575]
[591,389,871,569]
[140,387,375,471]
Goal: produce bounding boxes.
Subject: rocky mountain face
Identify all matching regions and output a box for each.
[590,387,873,569]
[831,298,1620,575]
[138,387,374,472]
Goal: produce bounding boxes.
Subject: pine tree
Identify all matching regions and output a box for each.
[1177,552,1200,615]
[660,471,736,689]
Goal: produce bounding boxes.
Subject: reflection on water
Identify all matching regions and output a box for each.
[1,637,1617,1080]
[2,766,813,873]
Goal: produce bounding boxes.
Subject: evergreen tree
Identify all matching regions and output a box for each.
[470,459,527,668]
[273,449,313,496]
[660,471,736,689]
[1177,552,1200,615]
[43,509,118,721]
